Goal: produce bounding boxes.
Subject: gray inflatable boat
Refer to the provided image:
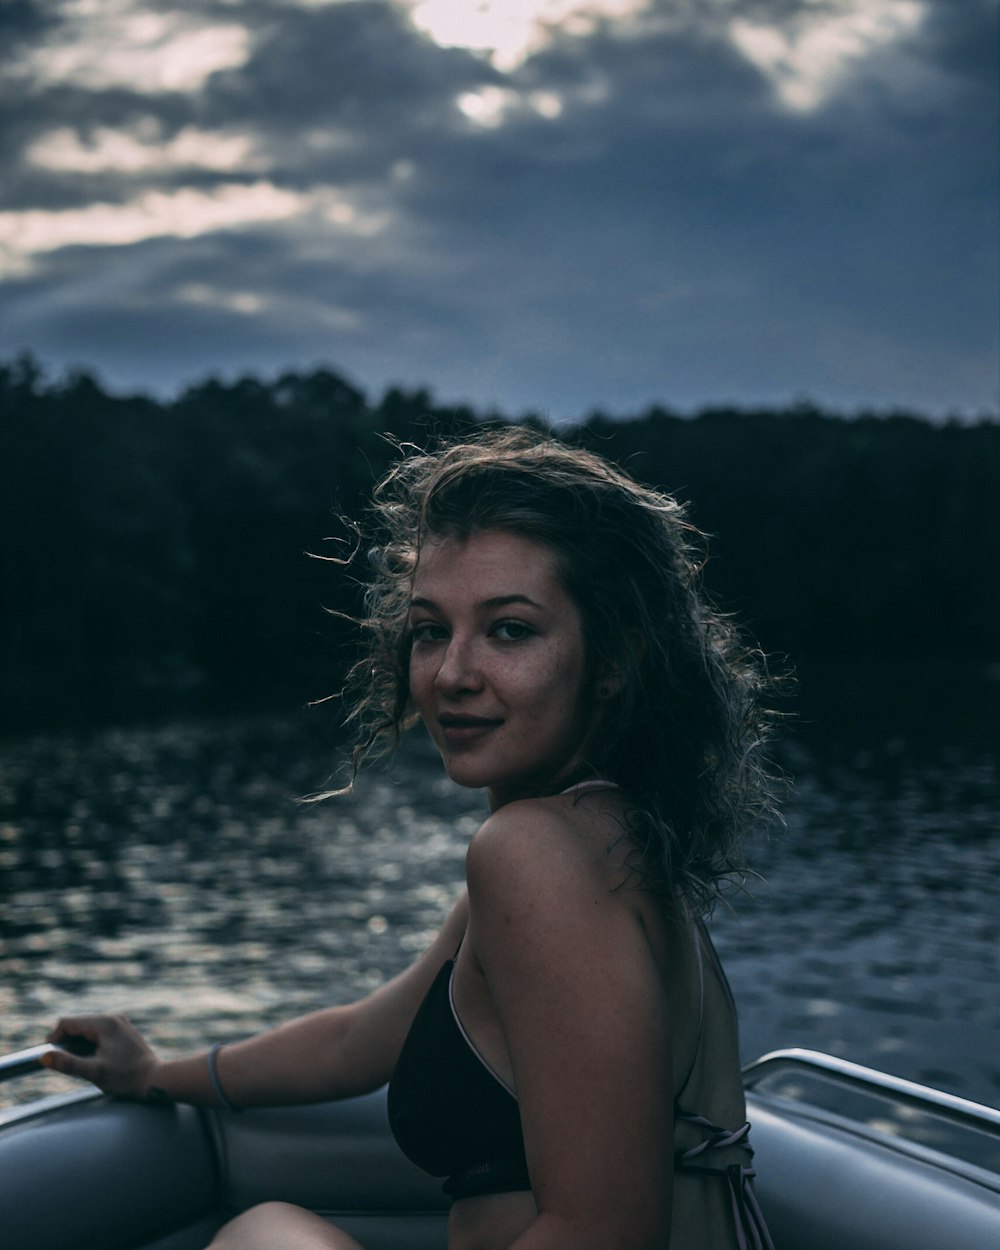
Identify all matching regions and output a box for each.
[1,1046,997,1250]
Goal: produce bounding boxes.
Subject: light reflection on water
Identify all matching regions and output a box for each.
[1,714,997,1109]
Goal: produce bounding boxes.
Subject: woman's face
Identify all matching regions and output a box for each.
[408,528,593,809]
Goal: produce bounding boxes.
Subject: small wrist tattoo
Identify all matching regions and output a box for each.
[146,1086,173,1105]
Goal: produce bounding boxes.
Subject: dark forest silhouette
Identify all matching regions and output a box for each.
[2,354,998,734]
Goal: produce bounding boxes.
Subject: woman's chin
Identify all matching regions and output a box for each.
[440,760,493,791]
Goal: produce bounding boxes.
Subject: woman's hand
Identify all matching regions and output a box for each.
[44,1014,165,1102]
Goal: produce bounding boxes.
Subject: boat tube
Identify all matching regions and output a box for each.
[1,1045,997,1250]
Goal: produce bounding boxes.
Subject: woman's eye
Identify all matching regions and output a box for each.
[492,620,534,642]
[411,621,447,644]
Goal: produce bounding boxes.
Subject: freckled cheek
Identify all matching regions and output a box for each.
[517,653,585,721]
[408,657,434,711]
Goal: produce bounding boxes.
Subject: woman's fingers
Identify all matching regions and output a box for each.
[42,1014,157,1096]
[42,1016,107,1077]
[46,1014,105,1045]
[40,1041,97,1080]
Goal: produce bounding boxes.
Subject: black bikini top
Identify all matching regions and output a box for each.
[387,956,529,1199]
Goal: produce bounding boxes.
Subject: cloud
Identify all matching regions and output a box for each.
[0,0,57,43]
[728,0,926,111]
[0,179,389,277]
[400,0,654,70]
[26,124,266,174]
[8,1,254,94]
[1,183,301,273]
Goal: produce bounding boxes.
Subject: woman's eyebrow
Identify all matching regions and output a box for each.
[480,594,545,610]
[408,593,545,612]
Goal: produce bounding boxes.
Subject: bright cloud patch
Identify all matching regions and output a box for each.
[176,284,269,316]
[11,0,252,93]
[729,0,925,112]
[457,85,564,127]
[27,127,265,175]
[175,283,363,330]
[401,0,651,70]
[0,183,377,277]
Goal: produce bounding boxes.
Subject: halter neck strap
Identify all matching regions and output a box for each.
[558,779,620,795]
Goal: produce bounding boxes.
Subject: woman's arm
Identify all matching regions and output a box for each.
[45,891,469,1108]
[466,806,675,1250]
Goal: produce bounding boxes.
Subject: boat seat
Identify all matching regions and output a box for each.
[1,1088,451,1250]
[212,1088,450,1249]
[1,1091,221,1250]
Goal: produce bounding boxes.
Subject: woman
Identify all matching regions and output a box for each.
[47,430,780,1250]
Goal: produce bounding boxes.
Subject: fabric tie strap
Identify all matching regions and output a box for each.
[675,1114,775,1250]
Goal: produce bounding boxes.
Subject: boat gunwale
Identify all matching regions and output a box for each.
[742,1048,1000,1192]
[742,1048,1000,1127]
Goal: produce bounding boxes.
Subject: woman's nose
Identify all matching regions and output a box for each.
[434,636,483,696]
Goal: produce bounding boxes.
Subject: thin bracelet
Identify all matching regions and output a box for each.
[207,1042,240,1113]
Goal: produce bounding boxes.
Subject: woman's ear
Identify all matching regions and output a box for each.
[595,673,621,701]
[595,631,645,701]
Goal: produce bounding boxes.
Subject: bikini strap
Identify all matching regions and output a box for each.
[558,779,620,795]
[674,913,706,1104]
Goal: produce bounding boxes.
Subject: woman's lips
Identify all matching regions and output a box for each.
[438,716,502,746]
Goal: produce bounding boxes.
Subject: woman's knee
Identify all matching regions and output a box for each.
[208,1201,365,1249]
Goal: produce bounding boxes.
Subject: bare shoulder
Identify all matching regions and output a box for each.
[466,794,636,929]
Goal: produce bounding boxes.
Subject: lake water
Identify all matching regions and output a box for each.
[1,687,997,1110]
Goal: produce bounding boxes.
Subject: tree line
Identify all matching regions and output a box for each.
[1,354,997,734]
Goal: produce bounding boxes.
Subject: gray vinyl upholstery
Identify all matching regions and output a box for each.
[214,1089,449,1246]
[748,1097,1000,1250]
[1,1091,220,1250]
[1,1087,449,1250]
[3,1084,998,1250]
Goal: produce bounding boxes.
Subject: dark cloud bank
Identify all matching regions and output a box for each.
[0,0,996,420]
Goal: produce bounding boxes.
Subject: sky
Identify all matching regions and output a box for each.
[0,0,996,422]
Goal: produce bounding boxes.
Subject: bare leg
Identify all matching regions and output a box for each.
[208,1202,365,1250]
